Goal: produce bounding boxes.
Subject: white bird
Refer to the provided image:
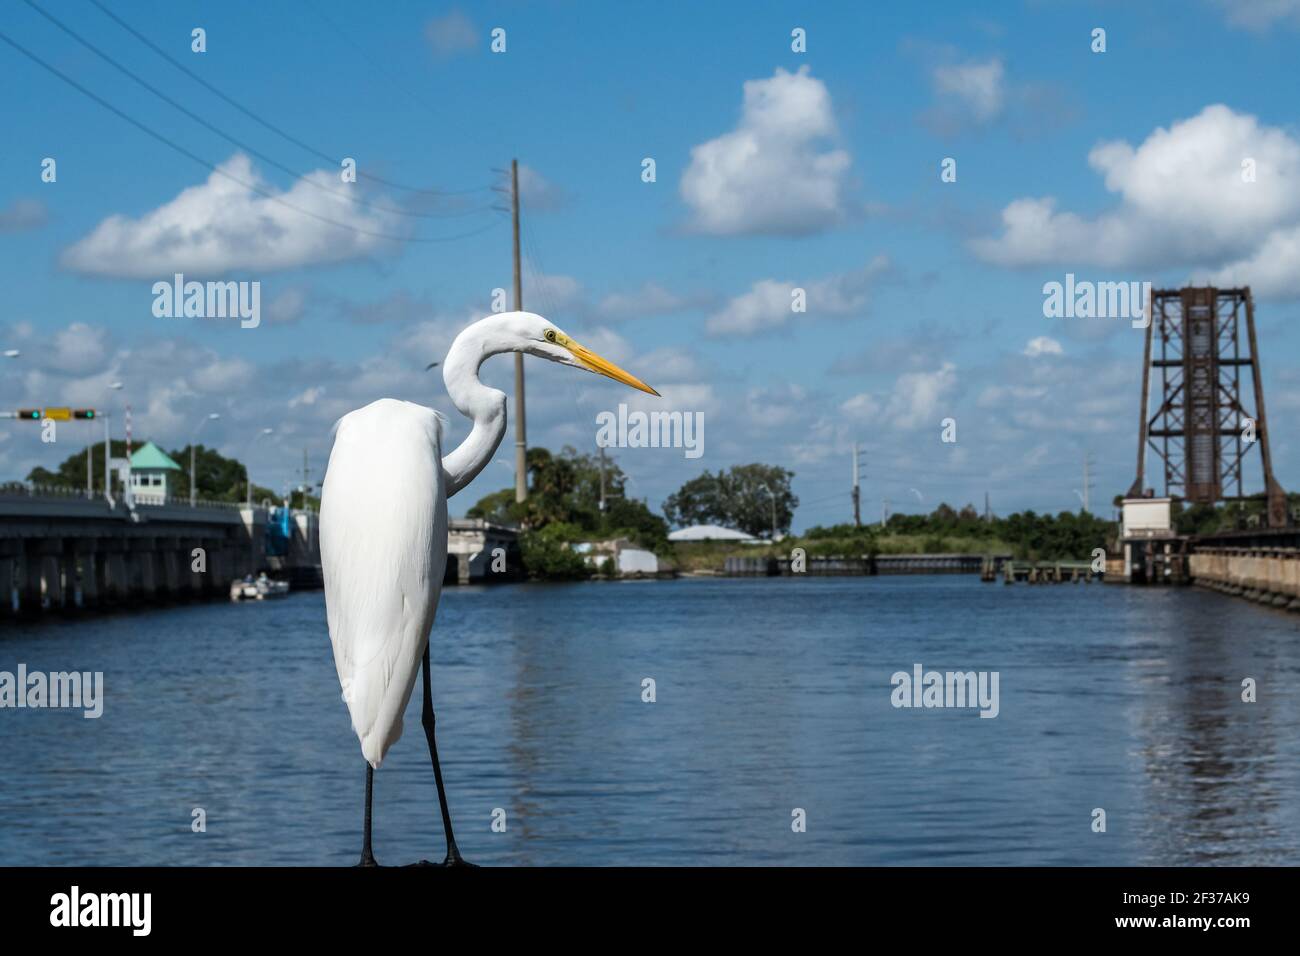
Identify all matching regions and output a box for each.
[320,311,657,866]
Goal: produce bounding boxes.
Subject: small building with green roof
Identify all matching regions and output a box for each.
[129,441,182,505]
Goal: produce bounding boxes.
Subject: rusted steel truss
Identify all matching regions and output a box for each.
[1129,286,1287,528]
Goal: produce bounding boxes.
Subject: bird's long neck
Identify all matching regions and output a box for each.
[441,320,509,499]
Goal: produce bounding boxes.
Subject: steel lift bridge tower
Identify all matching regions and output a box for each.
[1128,286,1288,528]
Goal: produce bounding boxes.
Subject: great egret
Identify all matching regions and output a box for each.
[321,311,657,866]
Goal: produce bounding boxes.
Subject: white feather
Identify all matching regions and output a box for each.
[321,399,448,768]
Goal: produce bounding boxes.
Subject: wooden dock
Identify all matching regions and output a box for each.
[997,560,1100,584]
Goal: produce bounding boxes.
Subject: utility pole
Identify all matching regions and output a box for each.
[851,442,861,527]
[1082,451,1094,514]
[881,497,891,528]
[984,491,991,522]
[511,158,528,504]
[599,444,607,513]
[302,448,311,509]
[103,413,112,504]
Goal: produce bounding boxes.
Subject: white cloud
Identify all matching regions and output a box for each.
[424,9,478,58]
[1205,224,1300,296]
[62,154,399,278]
[517,165,567,211]
[933,58,1005,122]
[597,282,705,319]
[191,357,256,392]
[972,105,1300,297]
[1212,0,1300,29]
[530,273,585,312]
[706,257,889,337]
[0,197,47,233]
[680,66,853,236]
[265,287,309,325]
[841,362,957,430]
[51,323,111,375]
[289,386,326,408]
[1023,336,1063,357]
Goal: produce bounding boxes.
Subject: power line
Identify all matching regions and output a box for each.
[521,213,564,323]
[86,0,485,199]
[0,26,504,245]
[24,0,494,222]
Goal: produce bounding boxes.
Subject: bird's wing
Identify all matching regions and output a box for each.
[321,399,449,768]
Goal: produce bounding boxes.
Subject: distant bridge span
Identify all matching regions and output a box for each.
[1,485,285,618]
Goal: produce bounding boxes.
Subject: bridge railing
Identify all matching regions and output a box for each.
[0,482,256,513]
[135,496,250,512]
[0,481,98,501]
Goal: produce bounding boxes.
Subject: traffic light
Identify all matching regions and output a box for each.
[73,409,95,419]
[16,409,40,420]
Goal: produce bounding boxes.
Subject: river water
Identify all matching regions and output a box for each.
[1,576,1297,866]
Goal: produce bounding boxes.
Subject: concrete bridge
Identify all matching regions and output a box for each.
[0,484,313,619]
[0,487,522,618]
[446,518,523,584]
[1187,527,1300,611]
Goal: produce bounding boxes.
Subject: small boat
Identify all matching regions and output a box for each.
[230,573,291,602]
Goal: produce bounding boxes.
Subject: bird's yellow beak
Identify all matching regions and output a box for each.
[564,338,660,396]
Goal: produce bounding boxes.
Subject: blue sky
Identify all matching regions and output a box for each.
[3,0,1300,528]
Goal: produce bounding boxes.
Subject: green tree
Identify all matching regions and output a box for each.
[663,463,798,538]
[23,441,275,503]
[518,522,592,580]
[466,445,671,562]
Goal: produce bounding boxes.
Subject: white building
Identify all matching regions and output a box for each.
[573,538,660,576]
[128,441,182,505]
[667,524,760,543]
[1120,496,1174,580]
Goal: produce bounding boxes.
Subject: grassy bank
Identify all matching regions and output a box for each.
[672,534,1019,573]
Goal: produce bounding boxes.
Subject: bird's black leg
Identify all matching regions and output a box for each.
[421,642,472,866]
[357,763,378,867]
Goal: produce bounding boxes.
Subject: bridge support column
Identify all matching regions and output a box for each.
[40,553,64,611]
[77,540,100,610]
[0,546,17,621]
[21,544,41,616]
[0,541,20,619]
[204,539,228,597]
[183,538,205,598]
[161,549,180,596]
[20,539,63,616]
[457,554,471,585]
[130,538,158,599]
[0,558,10,619]
[61,539,83,610]
[96,540,127,604]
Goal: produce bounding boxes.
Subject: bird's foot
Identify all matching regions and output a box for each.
[406,850,477,868]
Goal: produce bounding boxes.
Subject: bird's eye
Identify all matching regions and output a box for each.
[544,329,557,343]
